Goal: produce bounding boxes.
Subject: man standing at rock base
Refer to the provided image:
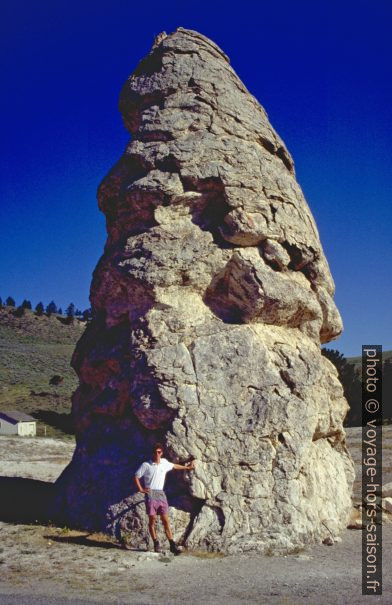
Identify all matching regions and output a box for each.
[134,443,195,555]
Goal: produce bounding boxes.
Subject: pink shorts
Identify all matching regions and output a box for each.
[145,490,169,516]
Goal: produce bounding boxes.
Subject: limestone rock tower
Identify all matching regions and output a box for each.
[54,27,355,554]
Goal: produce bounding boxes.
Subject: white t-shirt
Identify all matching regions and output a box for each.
[135,458,174,490]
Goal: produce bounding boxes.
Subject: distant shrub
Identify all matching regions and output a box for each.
[49,374,64,386]
[21,299,32,309]
[6,296,15,307]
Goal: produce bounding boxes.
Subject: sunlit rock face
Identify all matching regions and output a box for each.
[54,27,354,554]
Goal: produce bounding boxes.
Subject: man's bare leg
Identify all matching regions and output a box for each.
[161,513,181,555]
[160,513,173,540]
[148,515,157,541]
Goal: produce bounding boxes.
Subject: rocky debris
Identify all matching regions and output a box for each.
[136,551,173,563]
[348,502,392,528]
[347,506,364,529]
[54,27,355,554]
[381,497,392,514]
[322,535,342,545]
[376,482,392,498]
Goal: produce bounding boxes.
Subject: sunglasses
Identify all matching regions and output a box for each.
[155,449,163,454]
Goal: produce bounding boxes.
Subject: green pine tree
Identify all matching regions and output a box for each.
[35,302,44,316]
[46,301,58,315]
[321,348,362,426]
[14,305,25,317]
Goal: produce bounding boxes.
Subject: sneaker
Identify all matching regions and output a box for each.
[169,540,181,555]
[153,539,162,553]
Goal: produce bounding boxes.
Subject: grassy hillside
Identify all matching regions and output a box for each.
[0,306,86,440]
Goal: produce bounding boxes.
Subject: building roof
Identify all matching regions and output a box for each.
[0,411,36,424]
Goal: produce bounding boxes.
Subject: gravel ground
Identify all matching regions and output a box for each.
[0,428,391,604]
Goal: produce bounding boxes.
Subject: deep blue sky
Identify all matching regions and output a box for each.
[0,1,391,357]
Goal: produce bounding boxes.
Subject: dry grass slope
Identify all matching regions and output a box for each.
[0,306,86,439]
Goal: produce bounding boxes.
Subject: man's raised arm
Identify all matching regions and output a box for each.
[172,460,195,471]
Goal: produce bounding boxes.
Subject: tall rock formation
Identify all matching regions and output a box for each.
[54,27,355,554]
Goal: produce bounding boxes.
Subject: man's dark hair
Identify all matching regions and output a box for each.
[152,442,164,452]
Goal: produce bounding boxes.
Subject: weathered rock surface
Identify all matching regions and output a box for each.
[54,27,355,554]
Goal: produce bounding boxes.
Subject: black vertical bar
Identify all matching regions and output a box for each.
[362,345,382,595]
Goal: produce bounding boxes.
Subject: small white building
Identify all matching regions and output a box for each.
[0,411,36,436]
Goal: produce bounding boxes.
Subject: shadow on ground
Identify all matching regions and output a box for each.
[0,476,54,524]
[0,477,143,552]
[45,533,141,550]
